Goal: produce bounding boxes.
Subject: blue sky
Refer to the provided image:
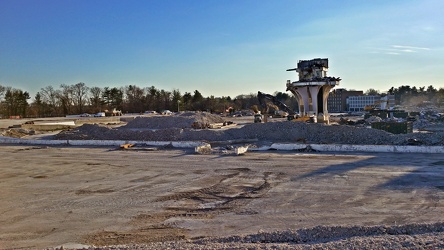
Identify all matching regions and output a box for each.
[1,0,443,99]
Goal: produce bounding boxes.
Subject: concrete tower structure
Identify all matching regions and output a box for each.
[286,58,341,122]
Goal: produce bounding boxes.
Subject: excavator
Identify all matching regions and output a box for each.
[255,91,309,122]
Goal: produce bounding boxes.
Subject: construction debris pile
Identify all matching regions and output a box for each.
[124,112,226,129]
[1,128,35,138]
[80,222,444,249]
[55,113,444,146]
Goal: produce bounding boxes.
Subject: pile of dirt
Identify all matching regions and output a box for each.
[55,115,444,146]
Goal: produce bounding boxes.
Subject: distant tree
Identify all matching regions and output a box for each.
[192,90,203,103]
[59,84,73,115]
[102,87,123,110]
[124,85,145,113]
[274,91,290,101]
[233,93,257,110]
[182,92,192,111]
[89,87,102,112]
[145,86,159,111]
[40,85,60,116]
[159,89,171,111]
[220,96,231,113]
[0,84,5,101]
[171,89,182,112]
[31,92,45,117]
[437,88,444,107]
[365,88,380,95]
[205,95,218,113]
[388,87,395,95]
[71,82,89,114]
[192,90,204,110]
[2,88,30,117]
[426,85,437,93]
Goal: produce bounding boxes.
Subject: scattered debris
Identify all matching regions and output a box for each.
[406,138,423,145]
[120,143,135,149]
[234,145,249,155]
[1,128,35,138]
[297,145,317,152]
[195,144,212,154]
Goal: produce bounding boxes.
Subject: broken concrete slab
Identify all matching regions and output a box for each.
[234,145,249,155]
[195,143,212,154]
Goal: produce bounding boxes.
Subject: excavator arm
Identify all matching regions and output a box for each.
[257,91,296,115]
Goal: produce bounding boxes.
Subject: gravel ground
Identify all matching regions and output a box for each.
[55,113,444,146]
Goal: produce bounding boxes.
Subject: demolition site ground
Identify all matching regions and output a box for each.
[0,114,444,249]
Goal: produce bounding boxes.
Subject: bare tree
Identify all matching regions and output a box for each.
[365,88,380,95]
[71,82,89,114]
[89,87,102,112]
[59,84,73,115]
[40,85,60,116]
[125,85,145,113]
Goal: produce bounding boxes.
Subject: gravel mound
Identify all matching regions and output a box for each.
[75,222,444,249]
[124,112,225,129]
[55,118,444,146]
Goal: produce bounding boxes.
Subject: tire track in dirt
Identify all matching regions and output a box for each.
[84,168,284,246]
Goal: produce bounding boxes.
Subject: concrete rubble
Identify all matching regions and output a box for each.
[54,112,444,147]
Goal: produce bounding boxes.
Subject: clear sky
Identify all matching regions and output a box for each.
[1,0,443,99]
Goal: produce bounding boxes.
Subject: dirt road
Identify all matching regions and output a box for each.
[0,145,443,249]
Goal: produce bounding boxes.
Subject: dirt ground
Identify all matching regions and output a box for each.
[0,145,443,249]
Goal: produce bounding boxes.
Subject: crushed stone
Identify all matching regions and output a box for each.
[56,222,444,249]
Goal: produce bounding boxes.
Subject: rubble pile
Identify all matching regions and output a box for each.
[124,112,225,129]
[1,128,35,138]
[56,124,184,141]
[55,115,444,146]
[365,116,383,123]
[206,222,444,245]
[414,119,431,129]
[87,222,444,249]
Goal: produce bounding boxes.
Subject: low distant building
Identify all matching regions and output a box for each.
[347,95,380,112]
[346,94,395,112]
[327,89,363,112]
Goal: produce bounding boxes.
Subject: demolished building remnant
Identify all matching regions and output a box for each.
[286,58,341,123]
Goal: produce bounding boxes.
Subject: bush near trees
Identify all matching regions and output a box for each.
[0,83,443,118]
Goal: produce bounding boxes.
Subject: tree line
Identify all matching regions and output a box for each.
[365,85,444,106]
[0,83,443,118]
[0,83,268,118]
